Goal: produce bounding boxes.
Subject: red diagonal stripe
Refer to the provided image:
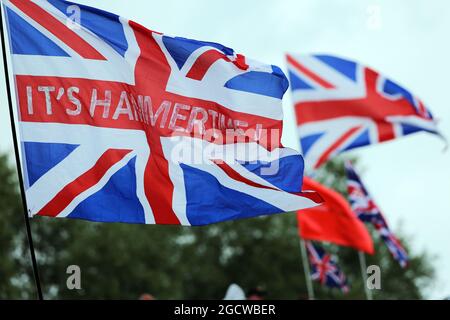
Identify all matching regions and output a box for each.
[315,126,362,168]
[186,50,249,81]
[212,160,278,191]
[294,190,324,204]
[417,100,429,118]
[287,54,335,89]
[213,160,323,204]
[186,49,229,80]
[11,0,106,60]
[37,149,132,217]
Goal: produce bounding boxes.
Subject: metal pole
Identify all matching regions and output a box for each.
[358,251,372,300]
[299,238,314,300]
[0,2,43,300]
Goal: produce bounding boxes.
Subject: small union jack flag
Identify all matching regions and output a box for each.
[286,54,441,170]
[345,161,408,268]
[305,241,349,293]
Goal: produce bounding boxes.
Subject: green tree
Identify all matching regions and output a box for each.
[0,153,34,299]
[0,153,435,299]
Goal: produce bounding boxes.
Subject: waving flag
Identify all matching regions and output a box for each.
[305,241,349,293]
[286,54,441,170]
[297,177,374,254]
[345,161,408,267]
[3,0,322,225]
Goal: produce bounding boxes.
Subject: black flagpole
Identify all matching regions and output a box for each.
[0,4,43,300]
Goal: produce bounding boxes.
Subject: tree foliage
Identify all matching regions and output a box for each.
[0,153,434,299]
[0,154,34,299]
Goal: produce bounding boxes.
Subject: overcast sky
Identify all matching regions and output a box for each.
[1,0,449,298]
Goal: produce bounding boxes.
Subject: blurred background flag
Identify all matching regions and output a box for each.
[305,241,350,293]
[2,0,323,226]
[286,53,442,170]
[297,176,374,254]
[345,161,409,268]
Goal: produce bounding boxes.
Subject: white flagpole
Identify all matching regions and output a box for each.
[358,251,373,300]
[299,238,315,300]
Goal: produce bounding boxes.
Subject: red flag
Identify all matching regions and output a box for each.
[298,177,374,254]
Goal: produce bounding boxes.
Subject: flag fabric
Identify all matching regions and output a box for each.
[305,241,350,293]
[286,53,440,170]
[3,0,322,225]
[345,161,408,267]
[297,177,374,254]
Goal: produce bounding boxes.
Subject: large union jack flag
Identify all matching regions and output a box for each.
[286,54,441,170]
[305,241,349,293]
[3,0,322,225]
[345,161,408,268]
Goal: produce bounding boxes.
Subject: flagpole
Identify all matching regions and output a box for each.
[0,4,43,300]
[358,251,372,300]
[299,238,314,300]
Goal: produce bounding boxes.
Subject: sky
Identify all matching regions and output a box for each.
[1,0,449,298]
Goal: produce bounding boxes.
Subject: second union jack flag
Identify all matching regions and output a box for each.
[345,161,408,268]
[286,53,440,170]
[305,241,349,293]
[3,0,322,226]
